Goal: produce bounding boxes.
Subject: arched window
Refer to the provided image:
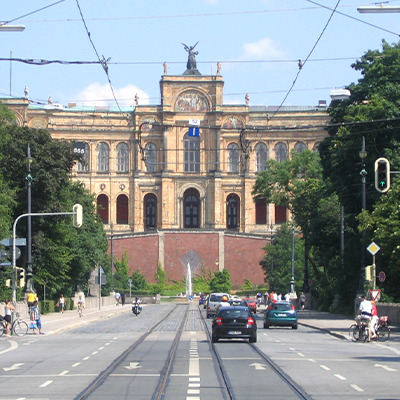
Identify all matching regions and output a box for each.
[184,133,200,172]
[184,189,200,228]
[144,194,157,230]
[227,194,240,229]
[255,142,268,172]
[275,142,288,163]
[145,142,157,173]
[77,143,90,172]
[294,142,307,153]
[116,194,129,224]
[97,142,109,172]
[97,194,109,224]
[116,142,129,173]
[228,143,239,173]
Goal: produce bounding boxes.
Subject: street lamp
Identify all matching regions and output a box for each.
[0,24,25,32]
[359,137,367,291]
[358,5,400,13]
[25,144,33,292]
[290,225,296,296]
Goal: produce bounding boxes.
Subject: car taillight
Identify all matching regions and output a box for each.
[215,317,222,325]
[291,304,296,311]
[269,305,273,310]
[247,317,255,325]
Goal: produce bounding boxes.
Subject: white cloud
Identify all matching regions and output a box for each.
[240,37,285,60]
[75,82,150,107]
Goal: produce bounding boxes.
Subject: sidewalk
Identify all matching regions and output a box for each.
[39,303,132,335]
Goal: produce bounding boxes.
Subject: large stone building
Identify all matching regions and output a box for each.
[1,59,329,287]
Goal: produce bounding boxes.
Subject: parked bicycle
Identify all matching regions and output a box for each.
[349,316,390,342]
[0,312,28,337]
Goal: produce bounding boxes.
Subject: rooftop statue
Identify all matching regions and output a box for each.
[182,42,201,75]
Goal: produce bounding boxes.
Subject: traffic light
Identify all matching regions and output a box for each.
[16,268,25,288]
[374,157,390,193]
[365,265,372,281]
[5,279,11,287]
[73,204,83,228]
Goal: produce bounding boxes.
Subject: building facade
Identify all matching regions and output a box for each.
[2,67,329,286]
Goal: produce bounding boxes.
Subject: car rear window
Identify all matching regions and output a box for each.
[210,295,223,302]
[272,304,291,311]
[219,309,249,319]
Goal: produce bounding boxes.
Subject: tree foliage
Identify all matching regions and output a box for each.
[209,269,231,293]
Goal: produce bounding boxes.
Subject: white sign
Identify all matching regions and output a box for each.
[367,242,380,256]
[189,119,200,126]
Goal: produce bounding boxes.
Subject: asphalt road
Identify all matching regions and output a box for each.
[0,303,399,400]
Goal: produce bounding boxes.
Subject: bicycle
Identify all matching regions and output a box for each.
[0,312,28,337]
[349,318,370,342]
[374,316,391,342]
[77,302,83,317]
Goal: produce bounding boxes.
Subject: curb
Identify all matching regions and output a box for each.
[299,322,348,340]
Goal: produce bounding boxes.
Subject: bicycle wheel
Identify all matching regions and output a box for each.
[349,324,360,341]
[0,321,6,337]
[13,320,28,337]
[377,326,390,342]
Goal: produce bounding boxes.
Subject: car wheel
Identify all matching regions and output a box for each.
[249,335,257,343]
[212,334,218,343]
[264,324,269,329]
[292,324,298,330]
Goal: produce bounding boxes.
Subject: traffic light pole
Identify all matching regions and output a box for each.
[11,209,80,305]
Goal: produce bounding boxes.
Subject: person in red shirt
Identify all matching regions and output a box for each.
[370,299,379,339]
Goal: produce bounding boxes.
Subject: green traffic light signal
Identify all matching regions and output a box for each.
[374,157,390,193]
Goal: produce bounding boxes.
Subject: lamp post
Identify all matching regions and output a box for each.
[359,137,367,291]
[290,225,296,295]
[110,223,114,291]
[25,144,34,292]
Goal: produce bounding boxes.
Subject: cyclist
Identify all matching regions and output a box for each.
[133,297,142,312]
[4,300,15,337]
[356,294,372,341]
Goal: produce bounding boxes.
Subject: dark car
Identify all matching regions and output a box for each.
[212,306,257,343]
[242,298,257,313]
[263,301,298,329]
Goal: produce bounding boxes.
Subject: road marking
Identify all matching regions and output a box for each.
[98,346,105,350]
[3,363,24,372]
[39,380,53,388]
[124,362,142,370]
[83,356,90,360]
[297,352,305,357]
[350,384,364,392]
[72,362,80,368]
[308,359,316,363]
[374,363,397,372]
[0,340,18,355]
[334,374,347,381]
[91,351,98,355]
[320,365,331,371]
[59,370,69,376]
[249,363,266,370]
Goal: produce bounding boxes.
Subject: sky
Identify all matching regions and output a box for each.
[1,0,400,109]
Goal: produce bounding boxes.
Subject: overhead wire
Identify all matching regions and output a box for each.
[74,0,121,112]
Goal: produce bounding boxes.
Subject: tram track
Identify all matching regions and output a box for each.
[74,303,190,400]
[199,306,313,400]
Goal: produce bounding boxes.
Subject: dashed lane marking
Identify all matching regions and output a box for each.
[334,374,347,381]
[350,384,364,392]
[39,380,53,388]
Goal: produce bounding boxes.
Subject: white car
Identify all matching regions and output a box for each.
[206,293,230,318]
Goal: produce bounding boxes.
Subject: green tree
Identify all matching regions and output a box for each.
[130,270,147,291]
[113,253,130,291]
[320,40,400,302]
[0,124,107,299]
[209,269,231,293]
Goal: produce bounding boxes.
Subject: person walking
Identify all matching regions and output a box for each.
[57,294,65,313]
[299,292,306,310]
[121,291,126,306]
[4,300,15,337]
[30,300,44,334]
[115,291,121,306]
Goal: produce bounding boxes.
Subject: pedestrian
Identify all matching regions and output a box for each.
[284,292,290,302]
[27,290,37,311]
[56,294,65,313]
[264,291,269,306]
[277,293,282,301]
[121,291,126,306]
[115,291,121,306]
[77,294,85,316]
[3,300,15,337]
[299,292,306,310]
[370,299,379,339]
[256,292,262,306]
[30,300,44,334]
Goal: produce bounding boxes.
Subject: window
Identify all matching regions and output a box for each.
[255,198,267,225]
[97,142,109,172]
[77,143,90,172]
[227,194,239,229]
[117,142,129,173]
[294,142,307,153]
[116,194,129,224]
[255,142,268,171]
[275,142,288,163]
[184,190,199,228]
[275,205,287,224]
[97,194,109,224]
[184,133,200,172]
[145,143,157,173]
[228,143,239,173]
[145,194,157,230]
